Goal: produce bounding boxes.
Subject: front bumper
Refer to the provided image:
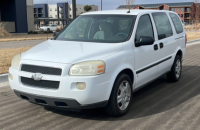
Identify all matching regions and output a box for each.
[9,60,112,106]
[14,90,108,109]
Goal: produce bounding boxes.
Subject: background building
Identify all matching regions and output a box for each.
[117,2,199,24]
[69,4,99,19]
[48,5,58,19]
[34,3,98,21]
[0,0,34,33]
[34,3,98,27]
[34,4,49,18]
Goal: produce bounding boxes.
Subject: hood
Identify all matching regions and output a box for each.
[21,40,122,64]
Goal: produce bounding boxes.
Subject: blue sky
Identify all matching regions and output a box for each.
[34,0,194,10]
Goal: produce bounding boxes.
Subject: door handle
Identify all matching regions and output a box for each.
[159,43,164,49]
[154,44,158,51]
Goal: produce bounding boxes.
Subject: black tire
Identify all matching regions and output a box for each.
[47,28,50,32]
[167,55,182,82]
[104,74,132,117]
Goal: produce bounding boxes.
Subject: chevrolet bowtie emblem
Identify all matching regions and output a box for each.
[32,73,43,81]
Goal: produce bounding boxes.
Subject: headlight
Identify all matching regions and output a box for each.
[69,61,105,76]
[11,54,21,70]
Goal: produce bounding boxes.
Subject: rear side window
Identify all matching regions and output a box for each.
[169,13,183,34]
[152,12,173,40]
[135,14,154,42]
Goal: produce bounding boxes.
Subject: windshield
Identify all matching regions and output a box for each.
[56,15,136,43]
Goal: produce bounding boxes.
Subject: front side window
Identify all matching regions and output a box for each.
[56,15,136,43]
[169,13,183,34]
[152,12,173,40]
[135,14,154,42]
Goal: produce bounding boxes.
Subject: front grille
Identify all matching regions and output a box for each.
[21,65,62,76]
[21,77,60,89]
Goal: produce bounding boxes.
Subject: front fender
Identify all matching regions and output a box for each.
[101,42,136,100]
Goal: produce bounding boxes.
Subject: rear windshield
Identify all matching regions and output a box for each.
[55,15,136,43]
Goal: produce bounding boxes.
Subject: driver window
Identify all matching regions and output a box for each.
[119,19,132,34]
[135,14,154,43]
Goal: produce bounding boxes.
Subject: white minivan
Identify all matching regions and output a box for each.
[9,10,186,116]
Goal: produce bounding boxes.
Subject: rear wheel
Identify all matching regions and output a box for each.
[167,55,182,82]
[104,74,132,117]
[47,28,50,32]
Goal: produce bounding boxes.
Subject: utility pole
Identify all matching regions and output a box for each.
[101,0,102,10]
[72,0,76,19]
[47,0,49,40]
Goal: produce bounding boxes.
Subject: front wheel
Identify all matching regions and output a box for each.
[104,74,132,117]
[167,55,182,82]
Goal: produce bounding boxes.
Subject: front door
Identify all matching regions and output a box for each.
[134,14,160,88]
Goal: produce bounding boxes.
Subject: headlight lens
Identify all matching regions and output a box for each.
[11,54,21,70]
[69,61,105,76]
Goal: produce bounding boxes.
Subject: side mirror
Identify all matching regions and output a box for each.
[135,36,154,47]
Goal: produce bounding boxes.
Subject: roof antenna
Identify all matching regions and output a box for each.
[127,0,135,13]
[127,0,131,13]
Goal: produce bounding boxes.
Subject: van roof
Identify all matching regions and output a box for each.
[82,10,175,16]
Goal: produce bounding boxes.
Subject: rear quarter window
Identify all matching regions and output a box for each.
[152,12,173,40]
[169,13,184,34]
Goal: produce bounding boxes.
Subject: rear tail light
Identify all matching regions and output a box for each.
[185,34,187,47]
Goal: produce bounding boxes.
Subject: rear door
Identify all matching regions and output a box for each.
[151,12,177,75]
[133,14,160,88]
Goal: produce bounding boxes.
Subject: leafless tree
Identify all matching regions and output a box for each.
[191,0,200,33]
[121,0,135,11]
[126,0,135,10]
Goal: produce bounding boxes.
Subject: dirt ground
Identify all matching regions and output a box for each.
[0,34,53,42]
[0,47,32,74]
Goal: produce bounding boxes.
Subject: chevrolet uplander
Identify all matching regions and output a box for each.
[9,10,186,116]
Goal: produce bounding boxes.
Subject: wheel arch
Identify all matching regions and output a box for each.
[176,50,183,61]
[108,67,135,97]
[115,69,134,84]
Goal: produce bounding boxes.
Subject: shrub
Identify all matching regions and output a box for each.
[84,5,92,12]
[33,31,38,34]
[44,31,53,33]
[28,31,38,34]
[0,23,11,36]
[28,31,33,34]
[56,26,64,32]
